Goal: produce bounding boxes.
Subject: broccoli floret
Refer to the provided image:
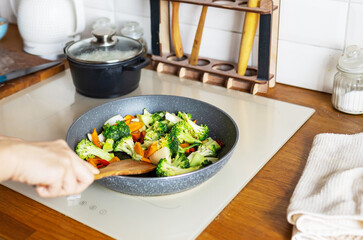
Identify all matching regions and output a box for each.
[177,112,209,140]
[172,153,190,169]
[203,137,222,150]
[144,130,159,142]
[102,138,114,152]
[151,121,168,134]
[151,111,166,122]
[194,138,221,157]
[195,145,217,157]
[103,120,130,141]
[114,135,142,161]
[76,139,114,161]
[177,111,192,121]
[156,158,200,177]
[188,152,212,167]
[145,121,169,142]
[159,134,179,157]
[170,121,201,144]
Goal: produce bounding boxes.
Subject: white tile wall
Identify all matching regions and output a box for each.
[345,2,363,47]
[278,0,347,50]
[276,40,341,93]
[84,0,253,64]
[1,0,363,93]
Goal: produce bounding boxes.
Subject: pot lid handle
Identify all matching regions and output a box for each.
[92,28,118,47]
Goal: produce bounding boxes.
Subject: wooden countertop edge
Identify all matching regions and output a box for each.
[0,63,66,100]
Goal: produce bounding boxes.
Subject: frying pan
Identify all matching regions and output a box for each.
[66,95,239,196]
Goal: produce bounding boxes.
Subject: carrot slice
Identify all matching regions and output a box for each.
[91,128,102,148]
[127,122,144,133]
[109,156,121,163]
[145,141,158,158]
[180,143,190,153]
[124,115,136,125]
[124,115,135,121]
[134,142,144,157]
[180,143,189,148]
[87,158,98,168]
[141,157,152,163]
[131,131,142,142]
[87,158,110,169]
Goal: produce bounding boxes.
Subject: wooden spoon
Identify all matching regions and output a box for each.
[189,6,208,66]
[237,0,261,75]
[94,159,156,180]
[171,1,184,59]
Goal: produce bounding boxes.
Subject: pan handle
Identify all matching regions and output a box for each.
[123,57,150,71]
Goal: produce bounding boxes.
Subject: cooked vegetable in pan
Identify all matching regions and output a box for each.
[75,109,224,177]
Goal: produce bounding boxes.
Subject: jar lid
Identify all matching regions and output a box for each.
[337,45,363,74]
[64,28,143,64]
[120,21,144,40]
[92,17,116,31]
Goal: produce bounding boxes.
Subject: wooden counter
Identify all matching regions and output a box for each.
[0,24,66,100]
[0,24,362,240]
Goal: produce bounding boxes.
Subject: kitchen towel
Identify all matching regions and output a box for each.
[287,132,363,240]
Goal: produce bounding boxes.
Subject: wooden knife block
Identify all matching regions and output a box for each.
[149,0,278,94]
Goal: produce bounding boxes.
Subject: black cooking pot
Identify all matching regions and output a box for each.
[64,28,150,98]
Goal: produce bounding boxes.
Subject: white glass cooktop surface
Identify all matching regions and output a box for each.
[0,69,314,239]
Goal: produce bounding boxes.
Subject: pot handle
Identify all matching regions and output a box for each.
[123,57,150,71]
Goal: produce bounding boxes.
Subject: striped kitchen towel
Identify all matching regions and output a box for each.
[287,132,363,240]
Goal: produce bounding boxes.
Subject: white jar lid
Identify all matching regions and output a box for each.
[337,45,363,74]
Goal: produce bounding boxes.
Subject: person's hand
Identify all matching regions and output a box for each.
[0,136,99,197]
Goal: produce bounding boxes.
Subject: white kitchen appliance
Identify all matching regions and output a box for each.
[0,69,314,239]
[10,0,85,60]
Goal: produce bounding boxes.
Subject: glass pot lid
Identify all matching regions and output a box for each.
[65,28,144,64]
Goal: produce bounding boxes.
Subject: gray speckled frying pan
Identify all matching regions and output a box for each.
[66,95,239,196]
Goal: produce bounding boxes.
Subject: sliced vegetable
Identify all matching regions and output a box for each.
[131,131,142,142]
[149,146,171,165]
[104,114,124,126]
[102,138,114,152]
[124,114,136,125]
[141,157,152,163]
[109,156,121,163]
[134,142,144,157]
[145,141,158,158]
[127,122,144,133]
[91,128,102,148]
[87,158,98,168]
[87,158,110,169]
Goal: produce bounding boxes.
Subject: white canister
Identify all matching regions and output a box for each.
[332,45,363,115]
[11,0,85,60]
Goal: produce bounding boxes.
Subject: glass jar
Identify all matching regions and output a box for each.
[92,17,116,32]
[120,21,147,56]
[332,45,363,115]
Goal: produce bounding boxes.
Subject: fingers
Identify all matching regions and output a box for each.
[18,139,98,198]
[36,166,89,198]
[71,158,95,194]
